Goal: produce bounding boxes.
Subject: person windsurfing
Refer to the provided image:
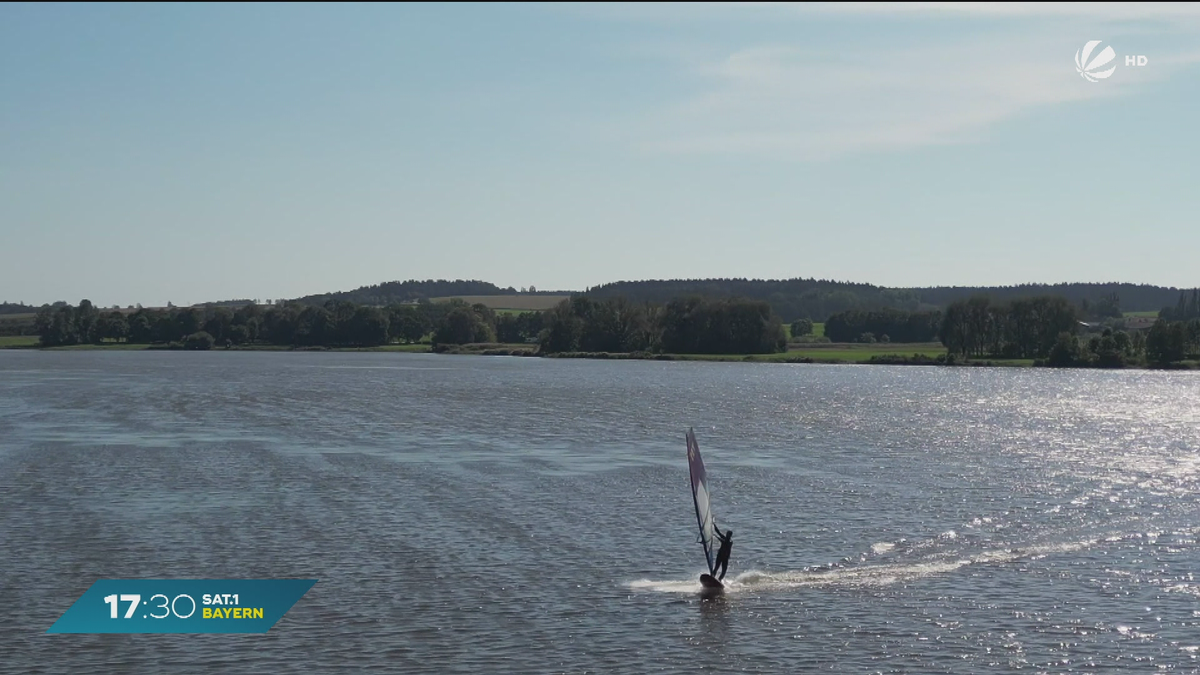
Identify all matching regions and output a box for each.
[713,526,733,581]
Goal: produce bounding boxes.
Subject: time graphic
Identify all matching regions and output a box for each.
[48,579,317,634]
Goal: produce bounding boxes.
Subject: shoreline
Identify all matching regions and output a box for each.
[3,338,1195,370]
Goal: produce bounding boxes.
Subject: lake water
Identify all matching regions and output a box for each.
[3,351,1200,673]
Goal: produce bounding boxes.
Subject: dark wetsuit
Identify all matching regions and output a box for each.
[713,530,733,580]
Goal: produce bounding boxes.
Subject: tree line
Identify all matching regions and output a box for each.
[15,279,1195,326]
[823,308,942,343]
[28,294,1200,367]
[913,283,1185,315]
[0,302,38,316]
[32,299,548,349]
[585,278,922,323]
[1040,320,1200,368]
[279,276,1194,325]
[430,304,547,346]
[1160,289,1200,322]
[538,295,786,355]
[584,279,1192,323]
[936,294,1200,367]
[293,279,557,307]
[31,295,784,355]
[938,296,1080,359]
[1141,318,1200,365]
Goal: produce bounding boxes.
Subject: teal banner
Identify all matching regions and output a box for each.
[47,579,318,634]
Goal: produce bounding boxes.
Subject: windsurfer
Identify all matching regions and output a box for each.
[713,527,733,580]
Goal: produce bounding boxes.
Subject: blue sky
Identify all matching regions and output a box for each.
[2,2,1198,307]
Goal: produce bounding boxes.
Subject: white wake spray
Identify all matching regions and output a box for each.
[627,537,1103,595]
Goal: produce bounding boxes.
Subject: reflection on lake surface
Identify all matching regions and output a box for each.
[2,351,1200,673]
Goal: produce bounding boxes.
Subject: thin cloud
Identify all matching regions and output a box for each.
[561,2,1200,22]
[639,25,1200,161]
[722,2,1200,20]
[557,3,1198,159]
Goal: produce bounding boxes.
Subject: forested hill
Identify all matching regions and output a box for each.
[284,277,1189,322]
[295,279,520,306]
[584,278,918,323]
[583,279,1188,321]
[907,283,1184,311]
[0,302,38,315]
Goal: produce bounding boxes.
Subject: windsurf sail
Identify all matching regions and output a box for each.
[686,427,717,575]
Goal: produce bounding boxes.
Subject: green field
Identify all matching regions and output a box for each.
[784,343,946,362]
[544,342,950,364]
[0,333,1018,367]
[0,336,158,350]
[626,341,940,363]
[0,335,39,348]
[1123,311,1159,318]
[386,340,945,363]
[637,344,1040,366]
[429,295,568,311]
[16,341,436,352]
[332,343,433,352]
[43,342,151,350]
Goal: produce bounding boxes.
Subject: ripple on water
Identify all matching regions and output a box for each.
[2,353,1200,672]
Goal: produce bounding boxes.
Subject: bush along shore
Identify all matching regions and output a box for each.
[16,290,1200,370]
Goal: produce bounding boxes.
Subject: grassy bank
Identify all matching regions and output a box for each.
[8,338,1185,369]
[45,342,151,350]
[0,335,39,348]
[329,343,433,353]
[2,339,437,352]
[543,350,967,365]
[782,342,946,362]
[433,342,537,356]
[0,337,1018,366]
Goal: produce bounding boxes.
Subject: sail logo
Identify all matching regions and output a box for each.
[1076,41,1116,81]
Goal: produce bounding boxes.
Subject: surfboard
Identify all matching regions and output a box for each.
[687,428,724,589]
